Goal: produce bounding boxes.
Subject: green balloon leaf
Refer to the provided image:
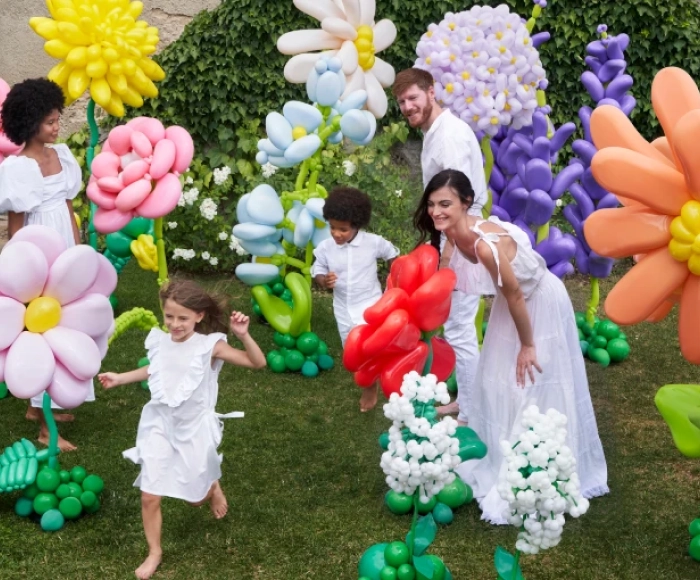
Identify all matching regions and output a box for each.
[406,514,437,557]
[454,426,487,462]
[655,384,700,457]
[412,555,434,579]
[494,546,524,580]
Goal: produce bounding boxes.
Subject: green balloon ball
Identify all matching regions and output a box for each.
[385,490,414,515]
[23,482,40,500]
[597,319,621,340]
[140,380,150,390]
[279,347,288,356]
[284,350,305,372]
[59,496,83,520]
[273,332,286,347]
[59,470,71,484]
[580,321,593,337]
[266,350,281,365]
[417,555,445,580]
[36,468,60,493]
[301,361,319,378]
[432,502,454,525]
[122,217,152,238]
[280,289,292,301]
[384,541,410,567]
[690,518,700,538]
[55,484,72,500]
[577,328,585,342]
[0,381,7,399]
[437,477,472,508]
[105,231,134,258]
[618,332,627,340]
[67,482,83,498]
[397,564,416,580]
[380,566,398,580]
[417,495,437,514]
[137,357,150,368]
[579,340,589,356]
[296,332,320,355]
[253,303,262,317]
[317,354,334,370]
[84,498,101,514]
[33,493,58,515]
[445,374,457,393]
[40,508,65,532]
[575,312,585,328]
[281,334,296,349]
[268,354,287,374]
[592,335,608,349]
[305,353,319,364]
[80,490,97,508]
[262,283,273,294]
[316,341,329,355]
[15,497,34,517]
[589,347,611,368]
[70,466,87,484]
[607,338,630,362]
[272,282,285,296]
[378,432,390,450]
[358,543,389,579]
[82,474,105,495]
[108,294,119,310]
[690,535,700,561]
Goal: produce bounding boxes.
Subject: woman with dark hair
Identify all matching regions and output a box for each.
[414,169,608,524]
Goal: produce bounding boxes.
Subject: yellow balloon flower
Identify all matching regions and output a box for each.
[30,0,166,117]
[130,234,158,272]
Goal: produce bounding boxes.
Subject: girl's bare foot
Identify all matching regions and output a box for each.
[359,385,378,412]
[38,430,76,452]
[209,481,228,519]
[436,401,460,416]
[26,407,74,422]
[135,553,162,580]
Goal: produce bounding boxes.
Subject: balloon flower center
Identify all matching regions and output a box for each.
[292,126,308,140]
[355,25,375,71]
[669,200,700,275]
[445,83,454,93]
[25,297,62,333]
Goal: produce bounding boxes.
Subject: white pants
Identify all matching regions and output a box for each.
[443,290,480,422]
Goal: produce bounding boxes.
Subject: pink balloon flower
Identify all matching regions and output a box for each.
[88,116,195,233]
[0,78,24,163]
[0,226,117,408]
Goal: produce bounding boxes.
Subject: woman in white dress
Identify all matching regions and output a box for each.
[413,169,608,524]
[99,280,266,580]
[0,78,84,451]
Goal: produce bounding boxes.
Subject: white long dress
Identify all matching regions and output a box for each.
[0,144,89,409]
[123,329,243,502]
[452,218,609,524]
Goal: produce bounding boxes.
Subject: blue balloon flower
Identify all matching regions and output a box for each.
[307,55,346,106]
[256,101,323,167]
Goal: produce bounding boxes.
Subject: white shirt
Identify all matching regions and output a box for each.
[311,231,399,326]
[421,109,488,217]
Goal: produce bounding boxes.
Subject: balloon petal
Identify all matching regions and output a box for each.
[266,112,293,151]
[371,56,395,87]
[373,19,398,53]
[285,135,322,164]
[283,101,323,132]
[138,173,182,219]
[4,225,67,267]
[93,207,134,234]
[364,71,388,119]
[651,67,700,146]
[277,30,342,55]
[59,293,114,338]
[247,185,284,225]
[584,207,672,258]
[232,223,278,241]
[84,253,118,297]
[235,263,281,286]
[284,53,323,84]
[0,241,48,302]
[43,245,100,305]
[43,327,101,381]
[5,332,55,399]
[0,297,25,350]
[164,125,195,174]
[47,362,92,409]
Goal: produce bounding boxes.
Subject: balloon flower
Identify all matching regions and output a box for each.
[277,0,397,119]
[343,245,457,398]
[583,67,700,364]
[0,225,115,408]
[0,78,23,163]
[30,0,165,116]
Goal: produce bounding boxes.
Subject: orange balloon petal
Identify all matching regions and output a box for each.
[645,299,676,323]
[590,105,674,167]
[652,67,700,142]
[584,206,672,258]
[604,247,689,325]
[652,136,675,162]
[679,275,700,364]
[670,109,700,200]
[592,147,691,215]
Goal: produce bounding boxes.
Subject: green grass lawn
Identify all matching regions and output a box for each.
[1,262,700,580]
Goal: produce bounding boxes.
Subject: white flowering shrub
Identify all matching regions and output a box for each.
[380,372,463,502]
[498,405,589,556]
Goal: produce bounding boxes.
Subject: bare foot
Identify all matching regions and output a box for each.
[135,553,162,580]
[38,431,77,452]
[26,407,74,423]
[209,481,228,519]
[359,386,378,413]
[436,401,460,416]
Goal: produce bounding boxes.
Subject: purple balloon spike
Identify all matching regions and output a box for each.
[565,27,636,278]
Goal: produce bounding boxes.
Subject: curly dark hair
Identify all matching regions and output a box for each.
[1,78,65,145]
[322,186,372,229]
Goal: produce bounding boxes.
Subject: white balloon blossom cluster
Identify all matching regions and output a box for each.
[414,5,547,135]
[498,405,589,555]
[380,372,463,502]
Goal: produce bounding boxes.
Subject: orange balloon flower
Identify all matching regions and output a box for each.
[583,67,700,364]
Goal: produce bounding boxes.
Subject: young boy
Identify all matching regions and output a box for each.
[311,187,399,412]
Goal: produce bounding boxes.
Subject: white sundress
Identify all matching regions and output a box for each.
[123,328,243,502]
[0,144,88,409]
[451,217,609,525]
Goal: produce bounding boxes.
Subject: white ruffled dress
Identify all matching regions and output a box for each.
[123,328,243,502]
[451,218,609,524]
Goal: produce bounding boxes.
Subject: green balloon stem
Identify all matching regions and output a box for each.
[408,492,420,560]
[476,298,486,349]
[154,217,169,287]
[307,169,319,194]
[42,393,59,469]
[586,276,600,327]
[86,98,100,250]
[511,549,521,580]
[294,159,310,192]
[480,135,494,219]
[421,338,434,376]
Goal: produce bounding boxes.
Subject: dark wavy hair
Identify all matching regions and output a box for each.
[322,186,372,229]
[1,78,65,145]
[413,169,475,252]
[159,279,229,334]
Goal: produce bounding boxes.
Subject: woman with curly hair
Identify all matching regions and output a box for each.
[0,78,85,451]
[311,186,399,411]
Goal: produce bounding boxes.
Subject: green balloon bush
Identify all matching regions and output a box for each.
[575,312,631,367]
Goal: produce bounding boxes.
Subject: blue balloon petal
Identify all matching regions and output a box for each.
[258,138,285,156]
[327,57,343,73]
[238,238,280,257]
[232,223,278,241]
[285,134,322,164]
[340,109,371,142]
[315,71,344,106]
[294,208,314,247]
[235,263,280,286]
[267,155,297,168]
[305,197,325,220]
[356,112,377,146]
[306,69,320,103]
[328,131,343,144]
[312,223,331,247]
[283,101,323,132]
[247,184,284,225]
[338,90,368,114]
[255,151,268,165]
[236,193,252,223]
[266,112,293,150]
[263,229,283,242]
[282,228,295,244]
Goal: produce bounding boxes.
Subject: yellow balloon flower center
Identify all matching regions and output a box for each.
[445,83,454,94]
[355,25,375,71]
[669,200,700,275]
[25,297,62,333]
[292,126,307,140]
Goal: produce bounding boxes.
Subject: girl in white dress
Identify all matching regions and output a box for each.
[0,78,84,451]
[414,169,608,525]
[99,279,266,580]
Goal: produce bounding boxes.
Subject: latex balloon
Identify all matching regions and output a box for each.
[46,361,92,409]
[432,502,454,525]
[43,245,100,305]
[655,383,700,457]
[5,332,55,399]
[5,225,67,266]
[358,543,389,580]
[0,242,48,303]
[437,477,472,508]
[0,297,25,351]
[43,327,101,381]
[385,490,414,515]
[24,297,61,333]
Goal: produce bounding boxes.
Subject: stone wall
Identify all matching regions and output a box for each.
[0,0,221,137]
